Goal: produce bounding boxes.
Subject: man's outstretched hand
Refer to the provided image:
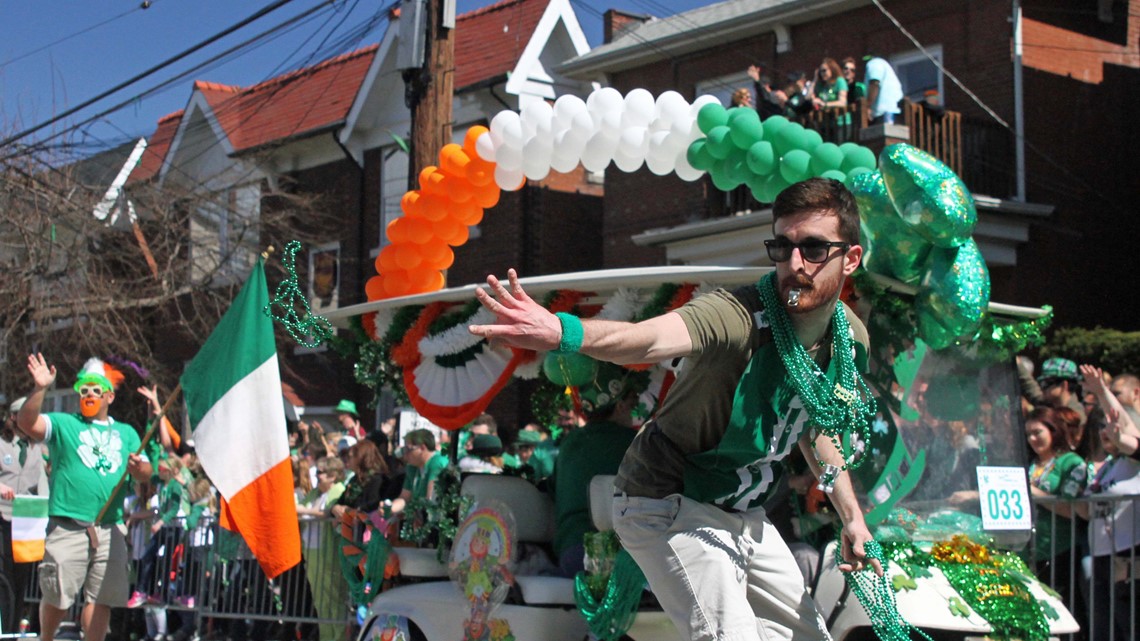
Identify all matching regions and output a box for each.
[469,269,563,352]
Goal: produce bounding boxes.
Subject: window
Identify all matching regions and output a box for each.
[890,46,944,103]
[190,184,260,286]
[308,243,340,311]
[696,72,755,108]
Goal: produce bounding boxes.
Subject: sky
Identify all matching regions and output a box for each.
[0,0,717,158]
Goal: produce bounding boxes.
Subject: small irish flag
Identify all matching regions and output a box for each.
[181,259,300,579]
[12,495,48,563]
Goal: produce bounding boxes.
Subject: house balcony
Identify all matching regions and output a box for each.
[712,100,1015,219]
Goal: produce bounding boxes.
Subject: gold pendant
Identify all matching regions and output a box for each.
[833,383,857,404]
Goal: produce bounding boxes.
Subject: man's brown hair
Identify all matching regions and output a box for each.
[405,428,437,451]
[772,177,861,245]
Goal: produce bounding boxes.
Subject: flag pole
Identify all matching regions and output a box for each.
[93,383,183,527]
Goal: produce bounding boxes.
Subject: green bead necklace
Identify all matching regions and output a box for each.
[264,240,334,348]
[755,272,876,489]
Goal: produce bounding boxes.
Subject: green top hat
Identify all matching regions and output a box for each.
[335,399,359,416]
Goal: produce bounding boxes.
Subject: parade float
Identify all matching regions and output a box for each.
[316,87,1076,641]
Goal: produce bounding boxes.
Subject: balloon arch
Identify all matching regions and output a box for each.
[363,87,991,429]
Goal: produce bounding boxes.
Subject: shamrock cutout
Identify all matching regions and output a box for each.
[948,597,971,618]
[891,574,917,592]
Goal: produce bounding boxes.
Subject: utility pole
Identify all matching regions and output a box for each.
[400,0,455,189]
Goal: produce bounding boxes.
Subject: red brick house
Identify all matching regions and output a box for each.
[558,0,1139,331]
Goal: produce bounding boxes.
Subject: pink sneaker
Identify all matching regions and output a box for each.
[173,595,196,608]
[127,591,147,608]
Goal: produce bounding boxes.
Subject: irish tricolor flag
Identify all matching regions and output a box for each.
[12,495,48,562]
[181,259,300,579]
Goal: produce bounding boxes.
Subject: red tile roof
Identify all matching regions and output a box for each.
[455,0,548,89]
[201,45,379,153]
[139,0,552,162]
[127,110,183,184]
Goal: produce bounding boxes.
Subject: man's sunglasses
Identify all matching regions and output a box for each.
[764,239,850,263]
[78,385,106,397]
[843,66,856,73]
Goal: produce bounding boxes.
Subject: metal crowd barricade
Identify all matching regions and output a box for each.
[1035,493,1140,641]
[22,514,359,638]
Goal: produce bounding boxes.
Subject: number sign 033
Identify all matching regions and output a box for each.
[976,466,1033,531]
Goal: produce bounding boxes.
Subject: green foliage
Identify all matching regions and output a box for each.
[1043,326,1140,375]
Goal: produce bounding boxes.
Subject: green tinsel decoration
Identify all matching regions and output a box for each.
[632,283,681,323]
[399,464,471,563]
[574,545,646,641]
[263,240,335,348]
[340,526,393,607]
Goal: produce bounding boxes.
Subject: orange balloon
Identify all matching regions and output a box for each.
[386,218,408,244]
[377,244,399,273]
[421,239,454,270]
[440,144,470,177]
[446,225,470,247]
[445,175,473,204]
[400,190,422,217]
[406,268,440,293]
[404,216,433,244]
[463,125,489,158]
[365,276,387,301]
[451,201,482,226]
[384,273,412,297]
[418,193,449,222]
[433,217,462,244]
[420,166,447,197]
[394,242,424,270]
[473,182,501,209]
[466,157,494,187]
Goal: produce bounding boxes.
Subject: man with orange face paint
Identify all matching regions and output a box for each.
[15,354,152,641]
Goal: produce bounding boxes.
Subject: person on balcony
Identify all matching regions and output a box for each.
[810,57,851,134]
[862,56,903,125]
[841,57,865,101]
[746,64,789,119]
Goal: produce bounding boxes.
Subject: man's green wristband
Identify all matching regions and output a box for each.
[555,312,584,354]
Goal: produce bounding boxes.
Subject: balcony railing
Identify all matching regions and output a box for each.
[713,100,1015,217]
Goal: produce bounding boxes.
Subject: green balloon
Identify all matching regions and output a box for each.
[727,152,752,185]
[746,140,776,176]
[729,108,764,149]
[697,103,729,134]
[686,139,715,171]
[820,169,847,182]
[542,352,598,387]
[746,172,768,202]
[779,149,812,184]
[761,115,789,142]
[879,143,977,248]
[774,123,808,157]
[848,170,932,284]
[764,173,791,202]
[810,142,844,174]
[710,158,740,191]
[915,239,991,349]
[705,126,735,160]
[840,145,877,173]
[802,128,823,152]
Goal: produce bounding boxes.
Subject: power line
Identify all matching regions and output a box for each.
[0,0,307,149]
[0,1,158,72]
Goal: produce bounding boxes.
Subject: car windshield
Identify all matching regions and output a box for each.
[848,336,1032,551]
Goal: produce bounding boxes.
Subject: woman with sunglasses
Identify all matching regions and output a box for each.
[810,57,851,137]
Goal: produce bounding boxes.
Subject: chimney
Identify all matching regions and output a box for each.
[604,9,651,44]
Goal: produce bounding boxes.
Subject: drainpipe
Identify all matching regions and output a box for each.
[333,131,367,304]
[1012,0,1026,202]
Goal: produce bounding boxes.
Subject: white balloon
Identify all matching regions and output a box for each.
[494,165,526,191]
[521,100,554,138]
[655,90,690,128]
[623,88,656,128]
[553,95,588,127]
[475,132,497,162]
[522,137,553,180]
[491,110,525,149]
[612,147,644,173]
[557,127,587,159]
[670,116,699,141]
[647,130,673,161]
[581,130,618,173]
[550,145,580,173]
[689,94,721,118]
[618,126,649,160]
[495,143,523,171]
[645,148,676,176]
[600,110,623,137]
[571,109,595,136]
[674,147,704,181]
[587,87,624,117]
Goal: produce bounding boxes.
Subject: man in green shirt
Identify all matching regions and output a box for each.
[470,178,880,641]
[551,362,637,577]
[387,428,448,517]
[16,354,152,641]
